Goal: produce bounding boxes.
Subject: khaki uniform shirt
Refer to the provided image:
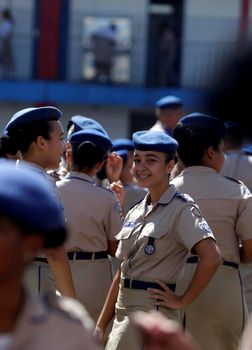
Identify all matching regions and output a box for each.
[116,185,214,283]
[172,166,252,263]
[57,171,123,252]
[123,184,147,214]
[221,149,252,192]
[8,293,100,350]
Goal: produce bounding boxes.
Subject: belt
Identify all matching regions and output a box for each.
[34,251,108,264]
[67,251,108,260]
[121,278,176,292]
[34,257,48,263]
[187,256,238,269]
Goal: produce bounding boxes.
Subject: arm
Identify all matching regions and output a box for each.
[148,238,222,309]
[44,245,76,298]
[95,268,121,342]
[240,238,252,263]
[108,240,119,257]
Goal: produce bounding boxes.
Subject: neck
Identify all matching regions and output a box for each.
[0,280,24,333]
[148,179,169,204]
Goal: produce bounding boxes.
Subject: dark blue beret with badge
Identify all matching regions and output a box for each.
[5,106,62,132]
[177,112,226,138]
[69,128,112,152]
[68,115,109,139]
[0,160,66,248]
[156,95,183,109]
[132,130,178,153]
[111,138,134,152]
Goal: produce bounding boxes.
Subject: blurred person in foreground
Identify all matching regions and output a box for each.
[0,160,99,350]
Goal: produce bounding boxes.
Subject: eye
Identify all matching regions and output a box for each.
[134,158,141,164]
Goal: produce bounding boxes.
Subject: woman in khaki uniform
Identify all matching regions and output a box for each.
[57,129,123,322]
[170,113,252,350]
[95,130,222,350]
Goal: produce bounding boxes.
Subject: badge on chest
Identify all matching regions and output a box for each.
[144,237,155,255]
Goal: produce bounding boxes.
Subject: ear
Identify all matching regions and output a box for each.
[166,159,175,174]
[206,146,215,160]
[36,135,47,150]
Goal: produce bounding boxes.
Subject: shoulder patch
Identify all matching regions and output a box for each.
[175,191,194,203]
[224,176,243,185]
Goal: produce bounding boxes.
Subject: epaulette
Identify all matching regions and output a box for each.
[175,191,194,203]
[224,176,243,185]
[42,295,94,329]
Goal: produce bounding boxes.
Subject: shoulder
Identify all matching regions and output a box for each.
[174,191,195,204]
[43,294,94,331]
[223,175,243,185]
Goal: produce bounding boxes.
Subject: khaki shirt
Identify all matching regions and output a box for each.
[116,185,214,283]
[8,293,100,350]
[172,166,252,263]
[221,150,252,192]
[123,184,147,214]
[57,171,123,252]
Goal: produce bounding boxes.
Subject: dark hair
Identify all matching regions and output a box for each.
[173,125,222,166]
[0,136,19,158]
[71,141,106,169]
[6,121,53,154]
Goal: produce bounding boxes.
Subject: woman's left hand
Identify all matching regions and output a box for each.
[148,281,184,310]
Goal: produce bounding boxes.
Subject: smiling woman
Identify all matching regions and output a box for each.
[95,130,222,350]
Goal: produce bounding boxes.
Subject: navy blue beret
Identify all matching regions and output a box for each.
[69,128,112,152]
[111,138,134,151]
[156,95,183,109]
[177,113,226,137]
[133,130,178,153]
[67,115,109,140]
[0,160,66,248]
[115,149,129,162]
[5,106,62,132]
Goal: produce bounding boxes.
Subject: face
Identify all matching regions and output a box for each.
[44,121,66,170]
[0,218,42,284]
[133,150,174,192]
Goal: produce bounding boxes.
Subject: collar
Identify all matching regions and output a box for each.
[16,160,47,178]
[66,171,95,184]
[180,166,218,176]
[137,184,177,213]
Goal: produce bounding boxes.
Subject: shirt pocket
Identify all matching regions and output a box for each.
[140,221,170,239]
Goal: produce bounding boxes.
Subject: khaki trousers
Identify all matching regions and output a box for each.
[105,285,179,350]
[70,258,112,322]
[176,263,248,350]
[24,261,56,296]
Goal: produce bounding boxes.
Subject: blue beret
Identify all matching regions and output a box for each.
[133,130,178,153]
[115,149,129,162]
[178,112,226,137]
[69,128,112,152]
[5,106,62,132]
[156,95,183,109]
[68,115,109,139]
[111,138,134,151]
[0,160,66,248]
